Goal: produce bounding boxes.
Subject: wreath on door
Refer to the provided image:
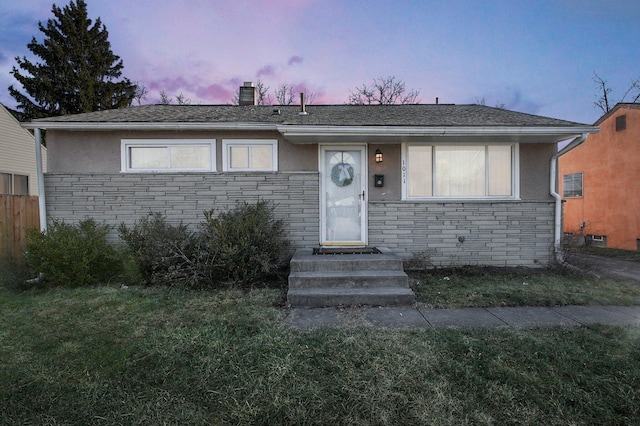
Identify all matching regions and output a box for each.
[331,162,354,187]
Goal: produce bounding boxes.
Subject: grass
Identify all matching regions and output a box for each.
[411,266,640,308]
[571,245,640,261]
[1,265,640,425]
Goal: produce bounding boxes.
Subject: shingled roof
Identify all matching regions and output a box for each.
[27,103,587,127]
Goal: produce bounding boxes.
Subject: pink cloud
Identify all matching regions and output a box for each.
[196,84,234,103]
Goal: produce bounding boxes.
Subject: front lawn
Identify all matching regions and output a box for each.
[412,266,640,308]
[1,282,639,425]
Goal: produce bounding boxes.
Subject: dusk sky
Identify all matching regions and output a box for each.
[1,0,639,124]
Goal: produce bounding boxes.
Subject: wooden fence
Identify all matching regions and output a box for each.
[0,195,40,265]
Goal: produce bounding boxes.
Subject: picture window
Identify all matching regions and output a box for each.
[404,143,516,199]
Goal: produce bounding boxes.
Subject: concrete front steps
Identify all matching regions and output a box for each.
[287,247,416,307]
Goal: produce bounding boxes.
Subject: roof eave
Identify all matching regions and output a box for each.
[20,122,279,131]
[21,121,598,144]
[278,125,599,144]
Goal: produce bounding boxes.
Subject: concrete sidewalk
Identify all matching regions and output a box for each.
[284,305,640,329]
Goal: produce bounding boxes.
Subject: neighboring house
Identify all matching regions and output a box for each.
[22,87,596,267]
[559,103,639,251]
[0,103,46,195]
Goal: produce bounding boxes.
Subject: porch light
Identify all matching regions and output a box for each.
[375,149,383,163]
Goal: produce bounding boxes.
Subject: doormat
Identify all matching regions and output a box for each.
[313,247,382,255]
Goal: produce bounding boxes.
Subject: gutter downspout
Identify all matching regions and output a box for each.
[25,128,47,284]
[550,133,587,263]
[34,128,47,233]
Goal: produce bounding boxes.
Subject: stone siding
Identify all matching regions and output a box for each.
[369,201,555,267]
[44,172,320,248]
[44,173,555,266]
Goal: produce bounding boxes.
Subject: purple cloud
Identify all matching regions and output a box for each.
[257,65,276,78]
[288,55,303,66]
[503,88,542,114]
[147,76,190,92]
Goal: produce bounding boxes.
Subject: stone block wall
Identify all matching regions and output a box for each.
[368,201,555,267]
[44,172,320,249]
[44,173,555,266]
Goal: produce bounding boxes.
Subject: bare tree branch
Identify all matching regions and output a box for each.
[593,72,640,114]
[620,77,640,104]
[593,72,612,114]
[159,90,172,105]
[275,83,295,105]
[475,96,506,109]
[134,83,148,105]
[348,76,420,105]
[304,91,316,105]
[255,80,271,105]
[175,92,191,105]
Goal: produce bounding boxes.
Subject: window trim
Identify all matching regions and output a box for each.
[120,139,216,172]
[0,172,29,195]
[401,143,519,200]
[562,172,583,198]
[222,139,278,172]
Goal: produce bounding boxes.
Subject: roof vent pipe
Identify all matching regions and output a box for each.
[299,93,308,115]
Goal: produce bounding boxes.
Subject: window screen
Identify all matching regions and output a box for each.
[563,172,583,198]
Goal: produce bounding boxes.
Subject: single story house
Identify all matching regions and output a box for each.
[22,92,597,267]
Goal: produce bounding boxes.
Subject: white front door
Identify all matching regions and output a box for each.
[320,145,367,246]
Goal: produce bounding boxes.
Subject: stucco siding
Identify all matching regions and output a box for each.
[559,106,640,250]
[44,172,320,249]
[369,201,554,266]
[46,130,318,173]
[519,143,555,200]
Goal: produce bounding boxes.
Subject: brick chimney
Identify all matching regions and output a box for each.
[238,82,257,106]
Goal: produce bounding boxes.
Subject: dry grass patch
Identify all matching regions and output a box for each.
[1,283,639,425]
[412,266,640,308]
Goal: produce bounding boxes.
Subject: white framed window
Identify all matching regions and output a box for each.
[222,139,278,172]
[402,143,518,200]
[121,139,216,172]
[562,172,583,198]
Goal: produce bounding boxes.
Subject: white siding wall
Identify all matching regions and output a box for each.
[0,104,46,195]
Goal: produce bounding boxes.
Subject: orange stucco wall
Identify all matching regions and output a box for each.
[558,105,640,250]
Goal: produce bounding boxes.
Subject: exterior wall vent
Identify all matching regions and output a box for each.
[239,82,257,106]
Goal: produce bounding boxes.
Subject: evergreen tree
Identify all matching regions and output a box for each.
[8,0,136,120]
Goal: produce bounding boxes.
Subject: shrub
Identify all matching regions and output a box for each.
[201,201,290,286]
[118,213,208,288]
[26,219,122,287]
[120,202,291,289]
